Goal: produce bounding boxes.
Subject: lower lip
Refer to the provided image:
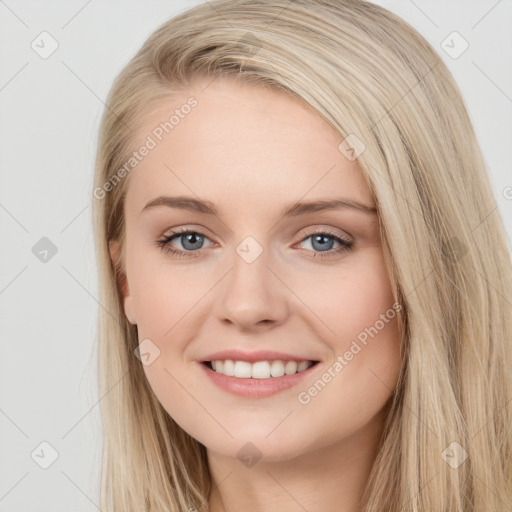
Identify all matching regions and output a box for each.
[198,361,320,399]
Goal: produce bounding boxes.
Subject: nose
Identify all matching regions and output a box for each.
[214,246,289,331]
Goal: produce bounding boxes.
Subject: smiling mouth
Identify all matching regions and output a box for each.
[202,359,320,379]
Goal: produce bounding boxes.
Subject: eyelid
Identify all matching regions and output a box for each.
[160,224,217,241]
[297,226,353,244]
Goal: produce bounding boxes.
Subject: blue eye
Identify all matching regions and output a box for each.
[301,231,353,257]
[156,228,353,260]
[296,230,354,259]
[156,228,213,258]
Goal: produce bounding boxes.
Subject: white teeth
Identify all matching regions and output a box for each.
[234,361,252,378]
[208,359,314,378]
[284,361,298,375]
[252,361,271,379]
[223,359,235,376]
[297,361,310,372]
[270,360,285,377]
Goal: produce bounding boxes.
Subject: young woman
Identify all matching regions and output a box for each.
[92,1,512,510]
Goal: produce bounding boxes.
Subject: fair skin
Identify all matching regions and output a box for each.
[110,76,402,512]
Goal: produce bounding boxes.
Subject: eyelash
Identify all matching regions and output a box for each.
[155,226,354,260]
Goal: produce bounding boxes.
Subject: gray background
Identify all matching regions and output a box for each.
[0,1,511,510]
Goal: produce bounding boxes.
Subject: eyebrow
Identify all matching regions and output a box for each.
[141,195,377,217]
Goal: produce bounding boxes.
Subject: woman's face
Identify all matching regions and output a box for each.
[110,76,402,462]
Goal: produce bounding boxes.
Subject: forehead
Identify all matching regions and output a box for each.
[124,76,373,215]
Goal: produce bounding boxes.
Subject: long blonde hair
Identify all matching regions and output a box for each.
[92,1,512,510]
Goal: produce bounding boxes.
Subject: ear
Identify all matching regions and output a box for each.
[109,240,137,325]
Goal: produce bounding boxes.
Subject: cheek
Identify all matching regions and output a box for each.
[289,250,402,401]
[289,250,397,342]
[127,243,206,338]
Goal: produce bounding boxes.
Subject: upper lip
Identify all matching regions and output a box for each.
[199,349,320,364]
